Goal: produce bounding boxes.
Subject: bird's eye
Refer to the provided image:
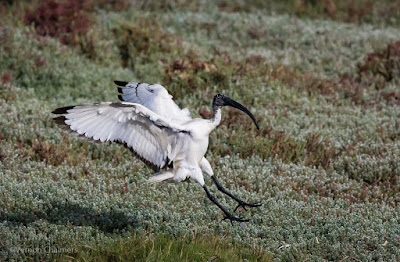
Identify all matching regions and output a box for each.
[149,89,154,93]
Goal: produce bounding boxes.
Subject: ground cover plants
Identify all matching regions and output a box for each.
[0,0,400,261]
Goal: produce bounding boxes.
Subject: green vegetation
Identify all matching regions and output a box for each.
[71,232,268,262]
[1,0,400,261]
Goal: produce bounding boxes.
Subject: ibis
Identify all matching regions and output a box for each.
[52,81,261,223]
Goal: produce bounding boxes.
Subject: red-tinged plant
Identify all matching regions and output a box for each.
[334,41,400,106]
[1,72,10,85]
[24,0,93,46]
[357,41,400,88]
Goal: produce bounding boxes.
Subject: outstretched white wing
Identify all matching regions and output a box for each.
[53,102,189,171]
[115,81,192,122]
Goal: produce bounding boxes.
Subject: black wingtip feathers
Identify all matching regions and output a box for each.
[118,95,124,101]
[52,106,75,114]
[53,116,67,125]
[114,80,128,87]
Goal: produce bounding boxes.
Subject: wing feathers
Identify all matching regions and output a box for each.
[114,80,128,87]
[53,102,188,170]
[53,116,67,125]
[52,106,76,115]
[147,171,174,183]
[113,81,192,123]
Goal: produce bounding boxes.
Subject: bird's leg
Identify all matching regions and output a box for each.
[203,185,249,224]
[211,176,262,212]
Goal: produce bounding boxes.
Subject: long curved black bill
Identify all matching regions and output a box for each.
[223,97,260,130]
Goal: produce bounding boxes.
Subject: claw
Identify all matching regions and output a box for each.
[211,176,262,214]
[223,213,249,225]
[203,185,251,225]
[234,201,262,213]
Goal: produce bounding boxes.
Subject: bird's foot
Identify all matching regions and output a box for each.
[222,212,249,225]
[234,200,262,212]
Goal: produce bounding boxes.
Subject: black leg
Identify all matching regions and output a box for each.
[211,176,262,212]
[203,185,249,224]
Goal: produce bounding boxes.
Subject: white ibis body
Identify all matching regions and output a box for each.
[53,81,261,223]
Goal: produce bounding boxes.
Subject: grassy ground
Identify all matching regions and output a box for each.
[1,0,400,261]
